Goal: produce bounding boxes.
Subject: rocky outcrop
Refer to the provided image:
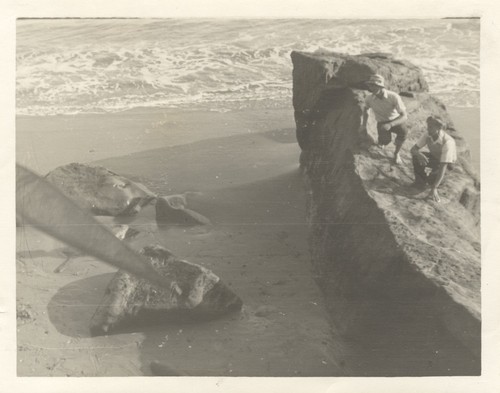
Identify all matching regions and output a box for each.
[45,163,156,216]
[155,195,211,226]
[291,51,480,372]
[292,51,429,152]
[90,245,242,336]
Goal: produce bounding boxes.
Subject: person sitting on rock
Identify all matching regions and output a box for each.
[410,115,457,202]
[362,74,408,164]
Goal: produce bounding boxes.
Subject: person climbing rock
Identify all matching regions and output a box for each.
[362,74,408,164]
[410,115,457,202]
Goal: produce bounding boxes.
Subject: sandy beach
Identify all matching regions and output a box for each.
[16,107,345,377]
[16,105,479,376]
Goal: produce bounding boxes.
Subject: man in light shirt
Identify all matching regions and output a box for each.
[362,74,408,165]
[410,116,457,202]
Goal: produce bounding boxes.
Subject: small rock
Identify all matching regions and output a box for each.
[400,91,416,98]
[156,196,211,226]
[150,361,186,376]
[17,304,34,323]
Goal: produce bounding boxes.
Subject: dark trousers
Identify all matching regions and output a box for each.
[377,122,408,146]
[412,152,440,185]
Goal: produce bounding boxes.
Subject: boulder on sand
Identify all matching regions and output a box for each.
[155,195,211,226]
[45,163,156,216]
[90,245,242,336]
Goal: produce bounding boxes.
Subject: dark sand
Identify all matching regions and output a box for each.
[15,106,479,376]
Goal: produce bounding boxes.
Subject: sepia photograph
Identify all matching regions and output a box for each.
[14,17,482,379]
[3,1,499,391]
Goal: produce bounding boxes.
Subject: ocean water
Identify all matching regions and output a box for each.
[16,18,479,116]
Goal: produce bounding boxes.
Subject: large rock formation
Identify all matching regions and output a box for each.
[90,245,243,336]
[45,163,156,216]
[291,51,480,373]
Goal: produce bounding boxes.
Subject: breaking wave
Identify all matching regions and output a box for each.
[16,19,479,116]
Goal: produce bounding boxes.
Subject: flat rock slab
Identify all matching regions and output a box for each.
[45,162,156,216]
[90,245,242,336]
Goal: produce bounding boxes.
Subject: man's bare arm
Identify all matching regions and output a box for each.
[428,163,448,202]
[388,108,408,127]
[411,144,429,165]
[431,163,448,191]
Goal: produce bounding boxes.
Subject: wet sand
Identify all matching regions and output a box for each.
[15,106,479,376]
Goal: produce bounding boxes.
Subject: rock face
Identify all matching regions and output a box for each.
[155,195,211,226]
[291,51,480,371]
[45,163,156,216]
[90,245,242,335]
[292,51,429,152]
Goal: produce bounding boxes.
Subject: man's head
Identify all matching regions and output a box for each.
[426,115,446,139]
[366,74,385,94]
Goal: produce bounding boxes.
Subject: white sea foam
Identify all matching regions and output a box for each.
[16,19,479,116]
